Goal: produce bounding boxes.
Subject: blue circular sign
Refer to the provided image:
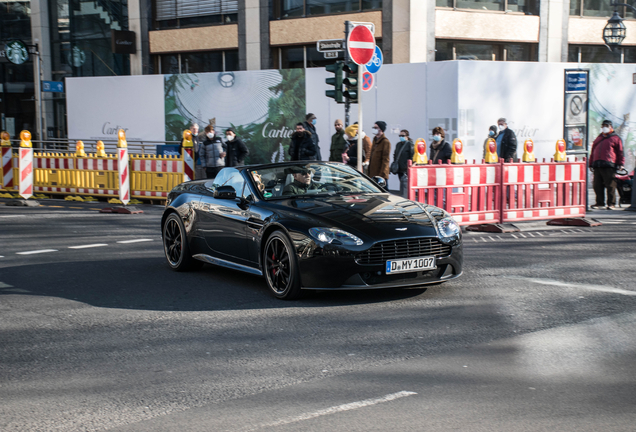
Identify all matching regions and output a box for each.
[365,46,383,74]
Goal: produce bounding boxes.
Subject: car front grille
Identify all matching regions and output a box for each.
[355,238,452,265]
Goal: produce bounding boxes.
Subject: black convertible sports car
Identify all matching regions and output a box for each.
[161,161,462,299]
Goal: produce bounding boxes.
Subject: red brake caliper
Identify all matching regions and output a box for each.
[271,252,277,276]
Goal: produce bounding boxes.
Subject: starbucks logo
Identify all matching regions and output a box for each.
[67,46,86,67]
[5,40,29,65]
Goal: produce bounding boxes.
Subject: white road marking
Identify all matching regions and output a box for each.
[511,234,518,238]
[16,249,58,255]
[519,233,527,238]
[116,239,154,244]
[506,276,636,297]
[68,244,108,249]
[488,236,495,241]
[0,215,20,218]
[0,282,14,288]
[536,232,544,236]
[527,232,535,237]
[240,391,417,432]
[0,256,4,258]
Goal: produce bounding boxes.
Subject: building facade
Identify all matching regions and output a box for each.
[2,0,635,139]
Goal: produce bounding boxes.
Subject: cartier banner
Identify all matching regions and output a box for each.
[111,30,136,55]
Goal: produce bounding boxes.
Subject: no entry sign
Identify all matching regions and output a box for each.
[347,25,375,65]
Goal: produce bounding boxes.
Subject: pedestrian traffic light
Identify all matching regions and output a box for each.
[343,62,359,103]
[325,61,344,104]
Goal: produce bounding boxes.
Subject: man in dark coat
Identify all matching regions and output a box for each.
[289,123,317,161]
[329,119,347,162]
[368,121,391,181]
[224,128,249,167]
[589,119,625,209]
[302,113,322,161]
[497,117,518,162]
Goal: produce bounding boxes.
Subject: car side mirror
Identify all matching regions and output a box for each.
[214,185,237,199]
[373,176,387,190]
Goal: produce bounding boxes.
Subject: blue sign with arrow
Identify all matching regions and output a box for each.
[42,81,64,93]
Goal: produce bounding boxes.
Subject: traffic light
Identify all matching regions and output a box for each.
[325,61,344,103]
[343,62,359,103]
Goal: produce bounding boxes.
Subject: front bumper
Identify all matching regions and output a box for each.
[293,236,463,289]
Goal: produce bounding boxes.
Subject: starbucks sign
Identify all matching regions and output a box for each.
[4,40,29,65]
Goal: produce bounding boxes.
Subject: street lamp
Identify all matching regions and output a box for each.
[603,1,636,47]
[603,11,626,47]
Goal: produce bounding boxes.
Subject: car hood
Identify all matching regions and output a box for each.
[269,194,443,240]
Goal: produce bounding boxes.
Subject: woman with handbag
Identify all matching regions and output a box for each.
[391,129,414,198]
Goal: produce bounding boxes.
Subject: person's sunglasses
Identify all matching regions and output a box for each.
[399,135,406,137]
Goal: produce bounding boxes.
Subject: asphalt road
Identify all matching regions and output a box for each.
[1,199,635,432]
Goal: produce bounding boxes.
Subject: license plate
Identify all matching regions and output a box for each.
[386,256,436,274]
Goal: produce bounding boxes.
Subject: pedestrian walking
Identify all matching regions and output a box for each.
[368,121,391,181]
[341,124,367,170]
[483,125,498,160]
[329,119,347,162]
[391,129,414,197]
[430,127,451,165]
[303,113,322,161]
[224,128,249,167]
[199,124,226,179]
[590,119,625,209]
[497,117,518,162]
[289,123,317,161]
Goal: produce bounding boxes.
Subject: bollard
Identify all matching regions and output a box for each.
[554,139,567,162]
[484,138,498,164]
[19,130,33,199]
[182,129,195,181]
[522,139,535,162]
[96,140,107,157]
[117,129,130,205]
[1,131,13,190]
[412,138,428,165]
[75,140,86,157]
[450,138,465,164]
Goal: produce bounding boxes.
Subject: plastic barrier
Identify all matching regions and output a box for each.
[1,131,14,190]
[501,158,586,222]
[408,157,587,226]
[408,161,502,226]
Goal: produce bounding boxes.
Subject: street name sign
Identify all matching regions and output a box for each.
[324,51,338,59]
[317,39,345,52]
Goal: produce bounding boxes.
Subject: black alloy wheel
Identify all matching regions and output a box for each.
[163,213,201,271]
[263,231,302,299]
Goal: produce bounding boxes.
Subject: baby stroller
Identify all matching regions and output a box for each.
[615,168,633,206]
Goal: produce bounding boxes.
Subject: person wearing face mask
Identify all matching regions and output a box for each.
[368,121,391,181]
[496,117,518,162]
[289,123,316,161]
[430,127,451,165]
[589,120,625,209]
[483,125,498,160]
[341,124,367,170]
[302,113,322,161]
[224,127,249,167]
[329,119,347,162]
[199,124,226,179]
[391,129,415,197]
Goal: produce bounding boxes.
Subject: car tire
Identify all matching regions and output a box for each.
[263,231,302,299]
[163,213,201,271]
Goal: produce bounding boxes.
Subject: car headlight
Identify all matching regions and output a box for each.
[437,217,460,238]
[309,227,364,246]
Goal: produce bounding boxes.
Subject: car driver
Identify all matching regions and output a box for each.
[282,167,325,195]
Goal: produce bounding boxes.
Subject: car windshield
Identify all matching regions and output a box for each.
[249,163,383,200]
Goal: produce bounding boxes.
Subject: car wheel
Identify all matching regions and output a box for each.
[163,213,201,271]
[263,231,302,299]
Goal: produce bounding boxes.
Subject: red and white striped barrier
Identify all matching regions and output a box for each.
[117,129,130,205]
[1,145,13,190]
[501,160,586,222]
[183,149,194,182]
[76,158,118,171]
[19,148,34,199]
[408,162,502,226]
[34,155,75,170]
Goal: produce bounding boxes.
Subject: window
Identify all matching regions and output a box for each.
[154,0,238,29]
[436,0,539,15]
[568,45,634,63]
[272,40,381,68]
[570,0,636,19]
[154,50,239,73]
[271,0,382,19]
[435,40,538,61]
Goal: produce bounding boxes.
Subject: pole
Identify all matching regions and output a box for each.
[357,64,363,173]
[35,44,43,146]
[344,21,351,127]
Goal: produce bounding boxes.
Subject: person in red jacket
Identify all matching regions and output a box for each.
[589,120,625,209]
